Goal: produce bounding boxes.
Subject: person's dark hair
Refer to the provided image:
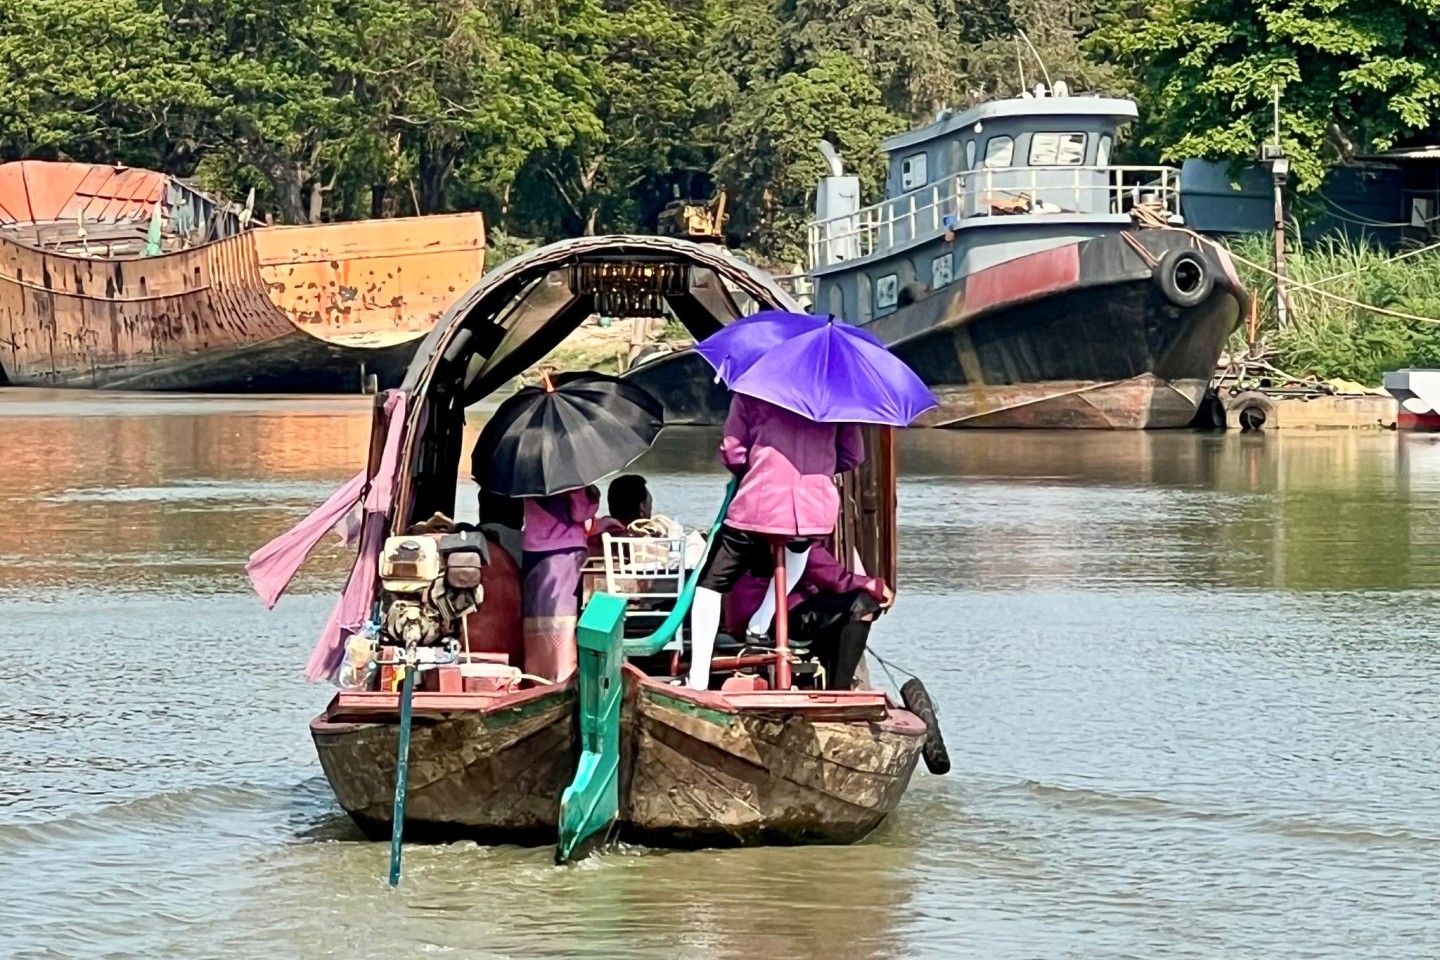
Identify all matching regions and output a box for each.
[479,488,523,530]
[607,474,650,524]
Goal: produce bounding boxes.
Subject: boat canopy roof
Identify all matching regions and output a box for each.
[393,235,802,523]
[882,96,1139,154]
[400,235,799,407]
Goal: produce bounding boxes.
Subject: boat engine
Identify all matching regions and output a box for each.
[376,531,489,650]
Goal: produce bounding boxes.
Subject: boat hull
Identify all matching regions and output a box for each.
[862,228,1243,429]
[0,214,483,393]
[621,679,926,846]
[646,228,1244,429]
[310,683,577,842]
[310,676,926,847]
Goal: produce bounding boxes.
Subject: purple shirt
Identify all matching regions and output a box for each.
[723,544,886,633]
[522,488,598,553]
[720,394,865,537]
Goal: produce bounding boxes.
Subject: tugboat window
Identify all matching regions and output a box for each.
[948,140,963,176]
[901,153,928,190]
[1097,134,1113,167]
[983,136,1013,168]
[1029,133,1087,165]
[932,253,954,289]
[875,274,899,310]
[965,140,976,169]
[857,273,872,323]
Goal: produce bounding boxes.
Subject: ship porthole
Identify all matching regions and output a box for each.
[1154,248,1214,308]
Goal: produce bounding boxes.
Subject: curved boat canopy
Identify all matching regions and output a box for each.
[392,235,802,522]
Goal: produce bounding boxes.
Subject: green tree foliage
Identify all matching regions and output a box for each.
[23,0,1426,269]
[1091,0,1440,190]
[515,0,709,237]
[0,0,210,167]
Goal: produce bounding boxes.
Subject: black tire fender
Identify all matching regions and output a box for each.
[1223,390,1275,432]
[1153,247,1214,309]
[900,677,951,775]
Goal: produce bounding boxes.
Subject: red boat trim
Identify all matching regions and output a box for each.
[960,243,1082,319]
[326,679,572,719]
[630,668,926,732]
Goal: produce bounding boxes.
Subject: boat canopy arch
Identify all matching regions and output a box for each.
[394,235,803,523]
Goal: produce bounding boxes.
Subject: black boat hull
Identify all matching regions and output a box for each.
[631,228,1244,429]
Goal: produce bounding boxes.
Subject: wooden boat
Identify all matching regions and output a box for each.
[0,160,484,392]
[312,667,925,848]
[292,235,946,859]
[622,673,925,846]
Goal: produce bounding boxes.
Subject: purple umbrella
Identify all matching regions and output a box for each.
[694,310,938,426]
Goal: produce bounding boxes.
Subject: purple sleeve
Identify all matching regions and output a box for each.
[719,396,753,474]
[568,487,599,524]
[800,545,881,598]
[835,424,865,474]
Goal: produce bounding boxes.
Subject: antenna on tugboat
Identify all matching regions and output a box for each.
[1016,29,1052,89]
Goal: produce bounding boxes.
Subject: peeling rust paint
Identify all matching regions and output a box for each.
[0,212,486,389]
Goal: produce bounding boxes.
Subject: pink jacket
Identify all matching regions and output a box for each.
[720,394,865,537]
[723,544,886,633]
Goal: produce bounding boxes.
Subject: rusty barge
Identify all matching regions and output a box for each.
[0,161,485,392]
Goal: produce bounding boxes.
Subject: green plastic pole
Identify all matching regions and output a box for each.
[388,665,416,887]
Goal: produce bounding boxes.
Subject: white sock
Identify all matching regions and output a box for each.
[747,544,812,636]
[688,587,721,689]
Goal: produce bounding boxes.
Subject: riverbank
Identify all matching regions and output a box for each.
[520,316,693,379]
[1227,234,1440,385]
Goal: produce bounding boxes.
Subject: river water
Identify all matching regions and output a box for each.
[2,389,1439,958]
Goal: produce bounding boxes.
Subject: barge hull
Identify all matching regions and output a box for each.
[0,214,483,393]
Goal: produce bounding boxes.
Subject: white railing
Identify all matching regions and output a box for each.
[807,165,1182,269]
[771,271,814,308]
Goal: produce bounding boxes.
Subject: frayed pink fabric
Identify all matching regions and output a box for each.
[244,391,411,683]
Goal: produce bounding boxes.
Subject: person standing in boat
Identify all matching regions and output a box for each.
[521,484,599,681]
[687,392,865,689]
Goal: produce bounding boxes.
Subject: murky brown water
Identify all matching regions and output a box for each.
[3,388,1440,958]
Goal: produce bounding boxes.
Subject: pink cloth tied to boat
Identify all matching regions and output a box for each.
[720,393,865,538]
[244,391,410,682]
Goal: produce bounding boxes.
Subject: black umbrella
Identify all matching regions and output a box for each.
[474,372,664,497]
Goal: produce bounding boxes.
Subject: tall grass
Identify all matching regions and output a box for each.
[1225,233,1440,385]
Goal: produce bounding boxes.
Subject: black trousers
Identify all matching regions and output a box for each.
[779,589,879,690]
[696,523,811,593]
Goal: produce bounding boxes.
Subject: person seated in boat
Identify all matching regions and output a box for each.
[723,542,892,690]
[687,392,865,689]
[589,474,653,545]
[478,487,524,563]
[521,484,600,681]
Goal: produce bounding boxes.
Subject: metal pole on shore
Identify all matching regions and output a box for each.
[1269,85,1290,331]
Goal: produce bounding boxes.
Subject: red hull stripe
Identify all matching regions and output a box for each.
[960,243,1083,319]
